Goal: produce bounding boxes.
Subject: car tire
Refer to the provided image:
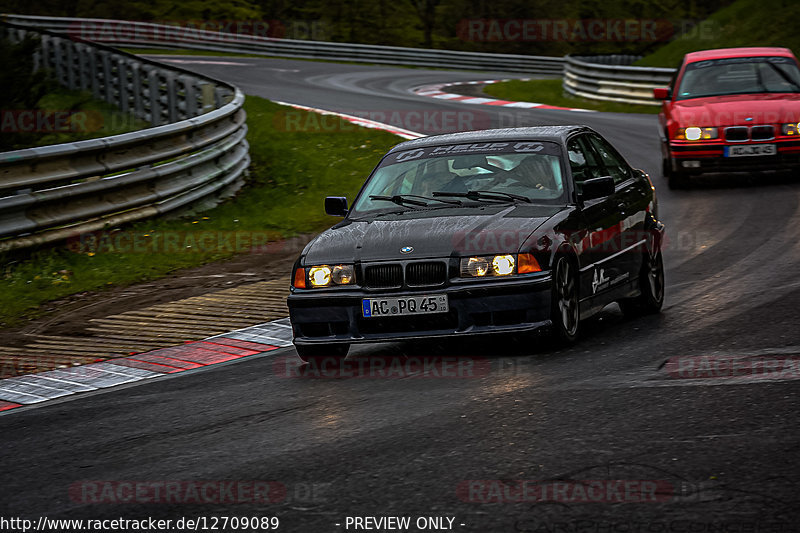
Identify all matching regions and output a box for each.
[663,158,688,189]
[295,343,350,363]
[619,251,665,317]
[551,256,580,344]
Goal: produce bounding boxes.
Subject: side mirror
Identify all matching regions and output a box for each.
[325,196,348,217]
[581,176,615,202]
[652,87,671,100]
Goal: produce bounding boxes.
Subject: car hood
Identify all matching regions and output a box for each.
[670,93,800,126]
[303,204,563,264]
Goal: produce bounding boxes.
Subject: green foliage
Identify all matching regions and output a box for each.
[636,0,800,67]
[3,0,733,56]
[0,36,51,109]
[0,96,400,326]
[0,37,148,151]
[2,89,150,151]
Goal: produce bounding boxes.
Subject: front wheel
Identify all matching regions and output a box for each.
[619,251,665,317]
[295,343,349,363]
[551,256,580,344]
[663,158,688,189]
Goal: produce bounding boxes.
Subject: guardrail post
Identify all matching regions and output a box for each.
[147,67,163,126]
[88,46,100,98]
[130,61,145,120]
[163,70,178,123]
[200,82,216,114]
[99,50,113,103]
[117,56,130,115]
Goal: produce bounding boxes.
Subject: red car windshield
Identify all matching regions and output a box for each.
[676,56,800,100]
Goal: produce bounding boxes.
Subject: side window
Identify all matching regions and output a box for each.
[567,136,604,193]
[669,59,684,96]
[587,135,631,185]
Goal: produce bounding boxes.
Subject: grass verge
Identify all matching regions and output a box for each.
[3,88,150,151]
[635,0,800,68]
[0,96,401,327]
[482,79,660,114]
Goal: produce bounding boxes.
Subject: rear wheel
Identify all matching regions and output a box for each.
[295,343,349,363]
[619,251,665,317]
[551,256,580,344]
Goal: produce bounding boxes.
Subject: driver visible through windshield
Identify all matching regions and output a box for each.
[350,140,566,216]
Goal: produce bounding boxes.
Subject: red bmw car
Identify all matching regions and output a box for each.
[654,47,800,188]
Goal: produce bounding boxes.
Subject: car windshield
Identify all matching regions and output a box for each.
[350,141,566,216]
[676,56,800,100]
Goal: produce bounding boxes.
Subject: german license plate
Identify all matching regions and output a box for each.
[362,295,449,318]
[724,144,776,157]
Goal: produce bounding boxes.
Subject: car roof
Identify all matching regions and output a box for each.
[387,126,592,153]
[684,47,796,63]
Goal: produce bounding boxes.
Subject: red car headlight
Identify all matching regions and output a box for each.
[675,127,718,140]
[781,123,800,135]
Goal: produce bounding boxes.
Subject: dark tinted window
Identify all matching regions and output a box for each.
[567,136,605,193]
[586,134,630,185]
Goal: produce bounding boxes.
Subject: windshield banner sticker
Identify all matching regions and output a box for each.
[387,141,560,164]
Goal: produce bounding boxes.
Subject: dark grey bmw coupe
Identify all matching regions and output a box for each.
[287,127,665,361]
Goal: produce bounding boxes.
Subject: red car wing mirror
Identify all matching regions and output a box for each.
[653,87,671,100]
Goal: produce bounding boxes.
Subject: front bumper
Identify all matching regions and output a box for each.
[288,274,553,345]
[668,140,800,174]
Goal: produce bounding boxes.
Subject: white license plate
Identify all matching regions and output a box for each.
[724,144,776,157]
[362,295,449,318]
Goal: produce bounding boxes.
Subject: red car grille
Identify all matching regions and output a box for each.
[724,125,774,142]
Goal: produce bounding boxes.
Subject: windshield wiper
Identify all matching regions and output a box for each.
[370,194,462,207]
[432,190,531,203]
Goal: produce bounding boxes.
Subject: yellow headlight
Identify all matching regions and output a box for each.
[677,127,717,141]
[782,123,800,135]
[492,254,515,276]
[685,127,702,140]
[308,266,332,287]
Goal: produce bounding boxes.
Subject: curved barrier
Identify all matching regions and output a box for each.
[563,55,675,106]
[3,14,565,75]
[0,21,249,252]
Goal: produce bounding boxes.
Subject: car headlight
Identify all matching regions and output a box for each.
[460,254,532,277]
[492,255,515,276]
[675,127,718,140]
[293,264,355,288]
[781,123,800,135]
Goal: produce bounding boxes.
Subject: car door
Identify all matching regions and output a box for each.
[566,134,624,304]
[585,133,649,287]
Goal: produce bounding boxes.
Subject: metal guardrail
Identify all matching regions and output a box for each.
[563,55,676,106]
[3,14,566,74]
[0,21,249,252]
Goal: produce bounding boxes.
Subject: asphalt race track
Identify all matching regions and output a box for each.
[2,57,800,531]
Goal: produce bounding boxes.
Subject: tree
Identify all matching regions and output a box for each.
[408,0,439,48]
